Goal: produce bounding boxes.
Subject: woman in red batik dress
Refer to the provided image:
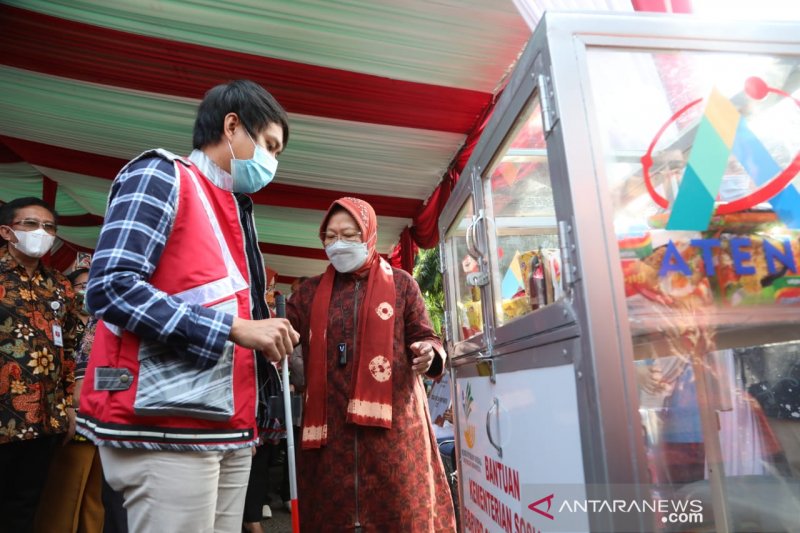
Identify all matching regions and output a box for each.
[287,197,456,532]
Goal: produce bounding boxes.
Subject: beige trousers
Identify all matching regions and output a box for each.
[99,445,252,533]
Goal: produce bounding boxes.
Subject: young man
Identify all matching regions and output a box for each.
[0,197,81,533]
[78,80,300,532]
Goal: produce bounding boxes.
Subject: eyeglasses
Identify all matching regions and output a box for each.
[321,231,362,246]
[12,219,58,235]
[72,282,88,291]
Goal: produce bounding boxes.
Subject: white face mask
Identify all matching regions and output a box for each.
[10,228,55,258]
[326,240,368,273]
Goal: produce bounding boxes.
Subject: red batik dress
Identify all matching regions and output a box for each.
[287,268,456,532]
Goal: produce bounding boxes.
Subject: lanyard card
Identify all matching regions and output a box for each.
[52,324,64,347]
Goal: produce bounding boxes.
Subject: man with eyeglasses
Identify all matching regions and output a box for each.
[0,196,82,533]
[76,80,300,532]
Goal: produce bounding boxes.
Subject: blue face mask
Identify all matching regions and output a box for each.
[228,131,278,193]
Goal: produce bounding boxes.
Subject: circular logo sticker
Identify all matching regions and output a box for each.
[368,355,392,382]
[642,76,800,218]
[375,302,394,320]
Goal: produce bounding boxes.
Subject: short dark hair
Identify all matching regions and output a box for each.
[192,80,290,150]
[0,197,58,244]
[67,268,90,286]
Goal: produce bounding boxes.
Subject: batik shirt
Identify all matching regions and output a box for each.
[0,249,79,444]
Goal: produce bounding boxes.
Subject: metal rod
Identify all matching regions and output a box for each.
[282,355,300,533]
[275,294,300,533]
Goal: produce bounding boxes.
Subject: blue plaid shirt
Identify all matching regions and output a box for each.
[86,150,235,369]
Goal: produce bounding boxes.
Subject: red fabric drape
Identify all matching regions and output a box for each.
[48,245,75,273]
[42,177,57,208]
[49,239,93,273]
[389,227,419,272]
[0,141,20,163]
[259,242,328,261]
[408,170,457,251]
[391,88,501,270]
[57,215,104,227]
[39,178,59,269]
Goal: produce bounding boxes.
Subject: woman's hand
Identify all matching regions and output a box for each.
[410,341,436,375]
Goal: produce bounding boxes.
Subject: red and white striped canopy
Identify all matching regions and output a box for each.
[0,0,634,293]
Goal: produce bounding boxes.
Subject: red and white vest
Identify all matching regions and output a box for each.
[78,150,258,450]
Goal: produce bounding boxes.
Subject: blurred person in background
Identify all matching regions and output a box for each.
[243,271,285,533]
[34,268,106,533]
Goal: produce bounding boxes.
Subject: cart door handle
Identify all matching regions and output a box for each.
[465,218,478,259]
[465,210,486,260]
[486,397,502,458]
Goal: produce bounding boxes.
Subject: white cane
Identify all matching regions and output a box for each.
[275,294,300,533]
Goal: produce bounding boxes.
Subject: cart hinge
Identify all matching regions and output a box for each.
[466,271,489,287]
[476,356,497,384]
[558,218,580,285]
[538,71,558,134]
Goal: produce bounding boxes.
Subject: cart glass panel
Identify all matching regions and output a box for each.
[482,95,563,328]
[443,197,485,342]
[587,46,800,530]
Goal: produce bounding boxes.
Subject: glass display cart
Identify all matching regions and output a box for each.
[439,11,800,533]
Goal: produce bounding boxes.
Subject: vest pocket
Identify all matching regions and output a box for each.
[133,298,237,421]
